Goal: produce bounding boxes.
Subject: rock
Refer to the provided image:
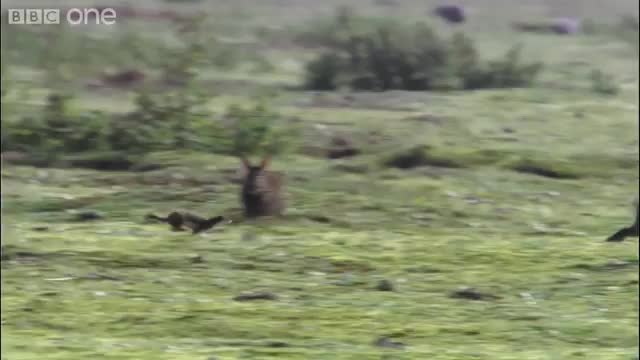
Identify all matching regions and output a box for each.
[433,5,466,24]
[551,18,581,35]
[308,215,331,224]
[100,69,145,88]
[449,287,501,301]
[265,341,289,348]
[375,279,395,292]
[327,136,360,159]
[373,336,405,349]
[233,291,278,302]
[74,210,103,221]
[64,153,135,171]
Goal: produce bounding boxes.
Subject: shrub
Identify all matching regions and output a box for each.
[583,16,638,55]
[1,89,299,164]
[302,9,543,91]
[223,102,298,156]
[2,94,109,156]
[384,145,464,169]
[304,52,343,90]
[589,69,620,95]
[1,86,212,159]
[465,45,544,89]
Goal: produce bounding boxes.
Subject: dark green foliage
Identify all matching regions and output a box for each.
[225,102,299,156]
[463,45,544,90]
[2,95,110,158]
[1,91,296,164]
[302,10,543,91]
[304,53,343,90]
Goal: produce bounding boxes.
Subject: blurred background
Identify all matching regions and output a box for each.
[1,0,639,359]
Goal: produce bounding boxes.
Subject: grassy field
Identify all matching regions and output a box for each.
[1,0,639,359]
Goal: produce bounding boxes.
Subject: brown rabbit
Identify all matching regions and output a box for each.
[240,155,285,218]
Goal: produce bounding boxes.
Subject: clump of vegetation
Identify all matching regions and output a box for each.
[506,158,583,179]
[384,145,464,169]
[223,102,299,156]
[590,69,620,95]
[2,94,108,160]
[302,8,543,91]
[583,15,639,55]
[2,93,298,166]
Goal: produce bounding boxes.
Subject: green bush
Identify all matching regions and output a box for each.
[304,52,343,90]
[589,69,620,95]
[2,94,109,156]
[1,87,209,158]
[1,91,298,163]
[302,9,543,91]
[224,102,299,156]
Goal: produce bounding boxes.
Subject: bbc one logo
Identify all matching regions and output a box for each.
[7,8,117,25]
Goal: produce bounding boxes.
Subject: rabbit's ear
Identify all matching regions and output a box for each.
[260,155,272,170]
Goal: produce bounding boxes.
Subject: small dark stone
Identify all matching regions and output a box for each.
[101,69,145,88]
[449,287,501,301]
[551,18,581,35]
[74,210,103,221]
[189,255,204,264]
[308,215,331,223]
[327,136,360,159]
[376,279,395,292]
[373,336,405,349]
[433,5,466,24]
[265,341,289,348]
[32,226,49,231]
[65,153,134,171]
[328,148,360,159]
[233,291,278,302]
